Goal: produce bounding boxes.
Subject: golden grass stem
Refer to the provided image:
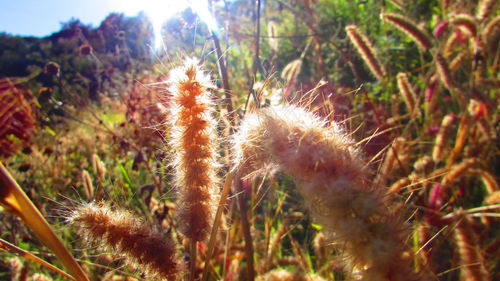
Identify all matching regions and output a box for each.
[201,171,234,281]
[0,162,89,281]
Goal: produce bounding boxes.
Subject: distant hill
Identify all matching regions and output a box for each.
[0,12,154,78]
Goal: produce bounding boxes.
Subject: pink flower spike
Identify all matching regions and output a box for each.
[434,21,449,38]
[425,79,438,102]
[428,183,443,210]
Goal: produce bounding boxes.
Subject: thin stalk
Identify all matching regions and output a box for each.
[0,238,75,280]
[212,32,235,125]
[235,172,255,281]
[201,171,234,281]
[189,240,197,281]
[252,0,262,78]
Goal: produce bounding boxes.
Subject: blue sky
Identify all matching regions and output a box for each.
[0,0,215,48]
[0,0,214,38]
[0,0,117,37]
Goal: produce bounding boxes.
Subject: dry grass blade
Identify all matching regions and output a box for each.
[0,162,89,281]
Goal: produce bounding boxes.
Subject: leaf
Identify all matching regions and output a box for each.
[311,223,323,231]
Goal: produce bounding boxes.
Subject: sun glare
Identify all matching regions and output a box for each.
[110,0,217,49]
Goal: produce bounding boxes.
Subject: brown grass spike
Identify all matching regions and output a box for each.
[234,105,424,281]
[345,25,387,80]
[453,216,491,281]
[381,12,433,50]
[70,203,184,280]
[168,58,219,243]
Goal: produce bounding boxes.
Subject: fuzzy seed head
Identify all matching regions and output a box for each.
[381,12,432,50]
[442,158,478,186]
[485,191,500,205]
[483,15,500,51]
[81,170,93,200]
[69,203,184,280]
[477,0,496,20]
[449,52,467,71]
[433,114,455,161]
[233,105,423,281]
[346,25,387,80]
[454,217,491,281]
[31,273,53,281]
[168,58,219,242]
[450,14,478,37]
[396,72,418,115]
[256,269,328,281]
[435,54,453,89]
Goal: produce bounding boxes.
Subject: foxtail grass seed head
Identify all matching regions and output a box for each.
[425,75,438,105]
[396,72,418,115]
[168,58,219,242]
[31,273,53,281]
[435,54,453,89]
[267,222,288,266]
[256,269,328,281]
[388,177,412,196]
[313,232,327,266]
[413,155,433,174]
[443,31,460,55]
[376,137,407,186]
[432,114,455,161]
[345,25,387,80]
[233,105,423,281]
[69,203,184,280]
[454,217,491,281]
[485,191,500,205]
[416,222,434,271]
[447,114,470,166]
[484,15,500,37]
[381,12,432,50]
[81,170,93,200]
[450,14,478,37]
[281,59,303,83]
[268,20,279,52]
[450,52,467,71]
[92,153,106,182]
[7,257,23,281]
[477,0,496,20]
[442,158,478,186]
